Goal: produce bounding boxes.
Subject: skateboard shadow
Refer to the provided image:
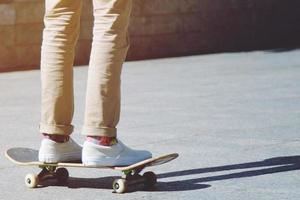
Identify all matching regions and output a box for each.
[40,176,117,190]
[40,155,300,193]
[41,176,210,192]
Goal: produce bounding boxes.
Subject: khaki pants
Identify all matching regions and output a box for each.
[39,0,132,137]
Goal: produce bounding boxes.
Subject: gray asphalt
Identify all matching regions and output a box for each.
[0,49,300,199]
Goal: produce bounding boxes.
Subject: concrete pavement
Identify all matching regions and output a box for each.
[0,49,300,199]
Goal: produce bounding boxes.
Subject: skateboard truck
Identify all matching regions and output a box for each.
[25,166,69,188]
[112,166,157,193]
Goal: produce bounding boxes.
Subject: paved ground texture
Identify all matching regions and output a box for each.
[0,49,300,200]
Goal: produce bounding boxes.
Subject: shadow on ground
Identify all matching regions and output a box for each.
[157,155,300,191]
[41,155,300,193]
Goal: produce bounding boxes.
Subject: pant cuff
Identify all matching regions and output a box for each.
[81,126,117,137]
[39,123,74,136]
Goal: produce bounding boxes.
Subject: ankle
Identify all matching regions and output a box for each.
[86,136,117,146]
[43,133,70,143]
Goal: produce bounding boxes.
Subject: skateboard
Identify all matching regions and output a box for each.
[5,147,178,193]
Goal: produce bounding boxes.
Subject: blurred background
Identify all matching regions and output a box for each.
[0,0,300,72]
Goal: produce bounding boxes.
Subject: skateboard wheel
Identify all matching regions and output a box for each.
[25,173,38,188]
[112,179,127,194]
[143,171,157,187]
[56,168,69,183]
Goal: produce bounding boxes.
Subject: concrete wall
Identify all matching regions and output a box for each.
[0,0,300,72]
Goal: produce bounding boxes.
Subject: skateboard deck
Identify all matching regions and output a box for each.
[5,147,178,193]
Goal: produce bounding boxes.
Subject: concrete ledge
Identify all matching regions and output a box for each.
[0,0,300,72]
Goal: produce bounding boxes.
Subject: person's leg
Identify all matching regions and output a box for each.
[39,0,82,162]
[82,0,151,166]
[82,0,132,137]
[40,0,82,136]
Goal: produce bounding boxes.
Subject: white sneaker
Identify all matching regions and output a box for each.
[82,140,152,166]
[38,138,82,163]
